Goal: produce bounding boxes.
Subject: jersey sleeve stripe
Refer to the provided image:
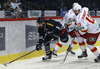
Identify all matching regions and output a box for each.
[80,29,87,33]
[67,22,73,26]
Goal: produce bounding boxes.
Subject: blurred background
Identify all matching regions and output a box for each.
[0,0,100,18]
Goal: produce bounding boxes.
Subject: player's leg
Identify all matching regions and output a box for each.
[86,33,100,62]
[42,35,52,60]
[87,44,100,62]
[52,31,69,57]
[67,37,77,54]
[67,29,79,54]
[77,37,88,59]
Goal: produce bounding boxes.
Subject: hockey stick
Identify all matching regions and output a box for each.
[2,49,36,66]
[60,45,70,64]
[60,24,79,64]
[61,38,75,64]
[61,50,69,64]
[2,40,53,66]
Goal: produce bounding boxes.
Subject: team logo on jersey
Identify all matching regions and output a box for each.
[90,37,96,41]
[78,23,81,27]
[68,18,71,21]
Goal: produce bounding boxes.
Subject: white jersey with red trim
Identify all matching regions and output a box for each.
[61,9,76,32]
[67,22,76,32]
[75,7,100,35]
[82,7,89,14]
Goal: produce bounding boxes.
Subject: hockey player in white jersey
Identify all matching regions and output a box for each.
[73,4,100,62]
[67,4,89,59]
[64,6,89,58]
[52,3,80,56]
[73,6,89,59]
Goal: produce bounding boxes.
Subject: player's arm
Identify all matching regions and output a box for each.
[36,27,45,51]
[37,27,45,45]
[82,7,89,14]
[77,19,87,35]
[51,22,64,40]
[61,13,68,27]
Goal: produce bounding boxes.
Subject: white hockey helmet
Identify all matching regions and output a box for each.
[72,2,79,8]
[73,4,82,15]
[73,4,82,11]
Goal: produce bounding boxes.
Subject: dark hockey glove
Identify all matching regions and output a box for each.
[53,37,58,41]
[36,43,42,51]
[52,35,59,41]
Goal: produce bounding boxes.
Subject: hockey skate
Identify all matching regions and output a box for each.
[52,49,57,58]
[42,51,52,60]
[67,45,75,55]
[78,49,88,60]
[94,55,100,62]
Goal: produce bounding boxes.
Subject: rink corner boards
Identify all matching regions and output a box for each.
[0,16,100,64]
[0,41,100,64]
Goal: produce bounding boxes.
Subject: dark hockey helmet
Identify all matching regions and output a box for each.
[37,17,45,24]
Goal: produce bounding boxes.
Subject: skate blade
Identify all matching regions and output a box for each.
[42,59,51,62]
[52,55,57,58]
[69,52,75,55]
[78,57,88,60]
[94,59,100,63]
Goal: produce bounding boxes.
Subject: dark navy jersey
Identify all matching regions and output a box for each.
[44,19,63,35]
[39,19,63,36]
[37,19,64,45]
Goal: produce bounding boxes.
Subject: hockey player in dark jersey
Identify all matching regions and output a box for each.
[36,17,69,60]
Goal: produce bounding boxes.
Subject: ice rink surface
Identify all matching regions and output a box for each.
[0,47,100,69]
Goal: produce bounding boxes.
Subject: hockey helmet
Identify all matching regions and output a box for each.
[72,2,79,9]
[37,17,45,24]
[73,4,82,11]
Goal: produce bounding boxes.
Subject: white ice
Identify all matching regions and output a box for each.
[0,47,100,69]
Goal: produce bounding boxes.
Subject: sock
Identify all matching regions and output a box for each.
[79,42,86,52]
[54,40,68,52]
[54,42,63,52]
[87,44,100,57]
[70,40,77,48]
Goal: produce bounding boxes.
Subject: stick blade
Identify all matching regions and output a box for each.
[2,62,9,66]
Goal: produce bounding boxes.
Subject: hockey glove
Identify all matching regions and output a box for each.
[75,31,80,37]
[52,35,59,41]
[36,43,42,51]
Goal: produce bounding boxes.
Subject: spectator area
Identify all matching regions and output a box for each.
[0,0,100,18]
